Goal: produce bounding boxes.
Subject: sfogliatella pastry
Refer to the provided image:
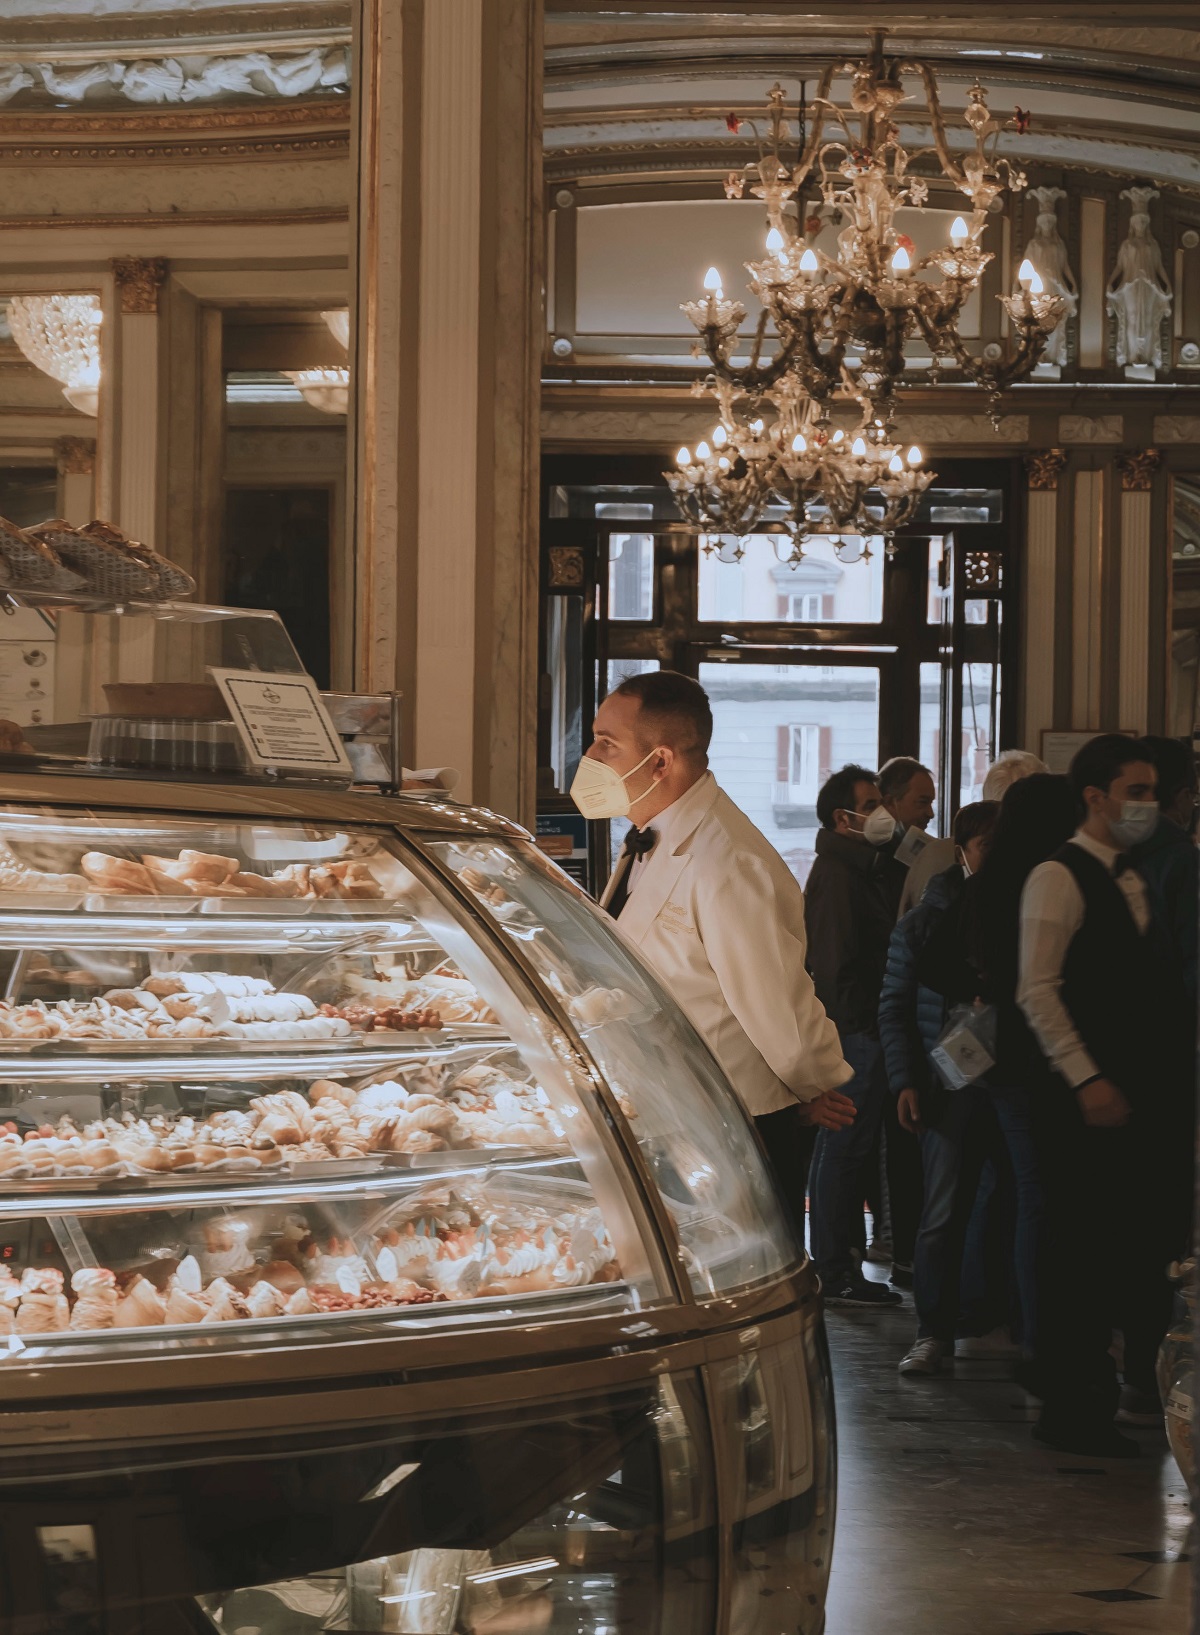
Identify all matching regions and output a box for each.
[26,519,160,601]
[0,516,84,593]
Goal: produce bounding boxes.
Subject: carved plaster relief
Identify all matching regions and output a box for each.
[1058,415,1123,443]
[1154,415,1200,444]
[0,48,350,110]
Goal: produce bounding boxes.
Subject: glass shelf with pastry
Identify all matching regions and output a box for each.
[423,835,798,1300]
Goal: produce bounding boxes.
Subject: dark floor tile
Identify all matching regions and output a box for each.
[1121,1549,1191,1563]
[1074,1587,1160,1602]
[1055,1466,1109,1476]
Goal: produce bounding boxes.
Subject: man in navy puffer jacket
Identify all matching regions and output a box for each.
[878,801,1000,1376]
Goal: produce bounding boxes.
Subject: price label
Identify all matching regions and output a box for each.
[209,668,352,778]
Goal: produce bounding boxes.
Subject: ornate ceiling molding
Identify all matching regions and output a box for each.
[0,102,346,135]
[0,45,350,114]
[0,131,349,166]
[0,204,347,231]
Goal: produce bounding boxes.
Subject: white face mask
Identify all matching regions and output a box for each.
[863,805,899,847]
[1108,799,1159,849]
[570,747,660,821]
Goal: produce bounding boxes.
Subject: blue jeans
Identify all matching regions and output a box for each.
[989,1083,1042,1351]
[913,1086,1000,1342]
[809,1030,889,1289]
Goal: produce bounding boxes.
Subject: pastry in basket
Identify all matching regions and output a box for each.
[0,515,84,593]
[80,521,194,600]
[25,519,160,600]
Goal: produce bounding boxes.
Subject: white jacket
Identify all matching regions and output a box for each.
[602,772,851,1117]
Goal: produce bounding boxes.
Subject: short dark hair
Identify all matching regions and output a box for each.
[612,670,713,761]
[1139,734,1197,811]
[1068,733,1156,800]
[878,756,932,803]
[816,763,879,830]
[953,800,1000,850]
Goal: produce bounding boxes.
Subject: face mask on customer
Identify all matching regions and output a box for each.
[1108,799,1159,849]
[863,805,899,847]
[570,747,660,821]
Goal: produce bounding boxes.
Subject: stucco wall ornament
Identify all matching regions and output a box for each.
[0,48,349,110]
[1116,448,1162,492]
[1024,449,1068,491]
[112,257,169,315]
[1106,187,1173,373]
[1021,187,1077,370]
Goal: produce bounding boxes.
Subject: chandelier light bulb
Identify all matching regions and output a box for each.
[713,425,728,447]
[950,216,969,246]
[696,440,711,460]
[792,433,807,452]
[831,429,845,444]
[888,452,904,474]
[851,436,868,457]
[890,245,911,273]
[718,456,731,471]
[907,445,923,467]
[1017,257,1036,289]
[766,226,786,258]
[750,418,764,434]
[799,247,819,274]
[1028,268,1044,295]
[677,446,692,466]
[703,266,724,295]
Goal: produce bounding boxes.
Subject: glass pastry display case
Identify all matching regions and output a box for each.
[0,773,835,1635]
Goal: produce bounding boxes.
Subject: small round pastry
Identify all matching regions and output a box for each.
[124,1144,172,1173]
[308,1078,356,1107]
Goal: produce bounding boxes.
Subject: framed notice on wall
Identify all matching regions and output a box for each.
[209,668,352,778]
[1040,729,1136,774]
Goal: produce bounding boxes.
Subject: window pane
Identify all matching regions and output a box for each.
[697,535,883,623]
[919,661,943,811]
[599,504,655,622]
[961,662,997,807]
[700,661,880,888]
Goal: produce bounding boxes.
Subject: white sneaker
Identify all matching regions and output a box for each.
[954,1328,1020,1360]
[898,1337,946,1376]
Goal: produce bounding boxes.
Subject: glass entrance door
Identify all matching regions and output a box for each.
[696,652,896,887]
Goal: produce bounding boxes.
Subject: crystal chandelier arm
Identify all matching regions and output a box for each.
[901,60,969,193]
[787,64,837,196]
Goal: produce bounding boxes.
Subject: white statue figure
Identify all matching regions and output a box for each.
[1022,187,1077,369]
[1107,186,1173,371]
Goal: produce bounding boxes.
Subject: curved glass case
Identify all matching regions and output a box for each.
[0,779,832,1635]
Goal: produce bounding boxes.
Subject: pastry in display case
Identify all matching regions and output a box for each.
[0,598,835,1635]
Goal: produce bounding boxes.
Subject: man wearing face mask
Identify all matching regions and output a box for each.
[803,765,908,1306]
[1017,734,1183,1456]
[572,672,856,1234]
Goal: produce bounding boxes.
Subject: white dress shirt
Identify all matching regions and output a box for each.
[620,792,685,899]
[601,771,851,1116]
[1017,830,1150,1088]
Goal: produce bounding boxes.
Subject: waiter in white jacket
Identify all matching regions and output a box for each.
[572,670,855,1231]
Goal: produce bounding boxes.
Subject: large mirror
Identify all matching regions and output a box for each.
[0,0,353,687]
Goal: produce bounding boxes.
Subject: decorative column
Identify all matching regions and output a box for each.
[1071,462,1106,730]
[1022,449,1067,751]
[352,0,542,816]
[111,256,168,545]
[55,436,95,525]
[1116,448,1162,732]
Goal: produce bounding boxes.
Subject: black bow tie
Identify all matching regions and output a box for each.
[1113,854,1140,878]
[623,825,658,860]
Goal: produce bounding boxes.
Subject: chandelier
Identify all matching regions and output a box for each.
[7,293,102,417]
[667,32,1066,550]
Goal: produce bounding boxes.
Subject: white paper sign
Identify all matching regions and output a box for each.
[209,668,352,777]
[894,825,930,868]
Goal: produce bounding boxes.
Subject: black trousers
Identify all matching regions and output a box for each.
[1033,1102,1177,1428]
[755,1104,819,1246]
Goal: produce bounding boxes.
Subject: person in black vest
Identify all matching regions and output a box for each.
[1017,734,1183,1457]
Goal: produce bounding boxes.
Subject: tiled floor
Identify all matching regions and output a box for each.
[823,1300,1192,1635]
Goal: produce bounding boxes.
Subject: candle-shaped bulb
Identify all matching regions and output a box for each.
[717,456,731,471]
[888,452,904,474]
[703,266,723,294]
[1017,257,1036,289]
[950,215,969,246]
[677,446,692,466]
[792,433,807,453]
[907,444,922,467]
[831,428,845,444]
[852,436,868,457]
[712,425,728,448]
[750,418,764,435]
[1028,268,1044,294]
[766,226,786,257]
[891,245,911,273]
[799,247,820,274]
[695,440,711,460]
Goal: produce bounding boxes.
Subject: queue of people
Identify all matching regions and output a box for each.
[574,672,1195,1461]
